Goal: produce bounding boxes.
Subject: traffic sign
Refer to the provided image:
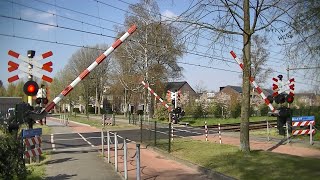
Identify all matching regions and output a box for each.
[292,116,315,122]
[22,128,42,138]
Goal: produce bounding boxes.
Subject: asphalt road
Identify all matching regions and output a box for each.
[42,123,217,152]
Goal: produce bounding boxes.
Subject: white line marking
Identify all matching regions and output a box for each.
[78,133,95,147]
[51,134,56,151]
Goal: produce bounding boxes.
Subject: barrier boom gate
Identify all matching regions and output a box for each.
[141,81,172,112]
[42,25,137,114]
[230,51,276,112]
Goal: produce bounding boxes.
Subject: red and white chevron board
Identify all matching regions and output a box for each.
[141,81,172,111]
[7,60,53,83]
[8,50,53,72]
[25,148,42,158]
[230,51,275,112]
[292,121,315,127]
[44,25,137,113]
[292,129,315,135]
[24,136,42,147]
[272,76,295,97]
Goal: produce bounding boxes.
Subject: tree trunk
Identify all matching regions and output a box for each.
[240,0,251,153]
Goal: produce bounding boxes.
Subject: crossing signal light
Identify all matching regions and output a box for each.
[275,94,285,104]
[23,81,39,96]
[286,95,294,104]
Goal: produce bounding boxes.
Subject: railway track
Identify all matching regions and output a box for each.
[197,120,277,132]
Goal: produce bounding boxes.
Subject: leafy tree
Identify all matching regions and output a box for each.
[0,80,6,96]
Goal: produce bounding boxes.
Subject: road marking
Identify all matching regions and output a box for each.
[51,134,56,151]
[54,137,101,141]
[78,133,95,147]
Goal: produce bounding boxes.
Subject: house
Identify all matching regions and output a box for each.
[166,81,197,100]
[217,85,273,107]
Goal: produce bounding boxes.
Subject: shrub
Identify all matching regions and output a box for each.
[154,105,168,121]
[0,133,27,179]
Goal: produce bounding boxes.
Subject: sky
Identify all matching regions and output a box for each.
[0,0,317,94]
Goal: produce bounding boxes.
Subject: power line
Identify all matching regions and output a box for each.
[177,61,241,73]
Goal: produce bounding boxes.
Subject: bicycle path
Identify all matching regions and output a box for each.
[44,117,121,180]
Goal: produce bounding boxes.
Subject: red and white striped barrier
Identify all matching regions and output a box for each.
[205,121,208,141]
[230,51,275,112]
[44,25,137,112]
[25,148,42,158]
[292,121,315,127]
[24,136,42,147]
[141,81,172,112]
[292,129,315,135]
[171,122,174,141]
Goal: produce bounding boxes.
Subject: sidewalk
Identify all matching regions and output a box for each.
[44,117,121,180]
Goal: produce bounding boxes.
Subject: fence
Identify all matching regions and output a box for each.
[101,130,143,180]
[128,114,174,152]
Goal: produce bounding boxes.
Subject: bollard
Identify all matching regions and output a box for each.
[124,138,128,180]
[101,129,104,157]
[107,131,110,163]
[114,132,118,172]
[218,123,222,144]
[136,144,141,180]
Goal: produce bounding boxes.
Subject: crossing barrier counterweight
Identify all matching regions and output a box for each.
[44,25,137,113]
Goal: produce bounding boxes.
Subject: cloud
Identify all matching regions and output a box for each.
[21,9,56,31]
[161,10,178,21]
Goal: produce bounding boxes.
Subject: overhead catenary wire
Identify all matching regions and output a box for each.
[2,1,318,86]
[8,0,287,65]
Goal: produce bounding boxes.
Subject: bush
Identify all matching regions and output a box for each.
[154,105,169,121]
[0,133,27,179]
[230,103,241,118]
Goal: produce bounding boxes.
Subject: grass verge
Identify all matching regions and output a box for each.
[26,151,51,180]
[155,138,320,180]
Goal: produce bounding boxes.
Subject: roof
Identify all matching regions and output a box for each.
[220,85,273,95]
[166,81,188,91]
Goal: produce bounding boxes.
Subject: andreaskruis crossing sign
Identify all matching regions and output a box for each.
[7,50,53,83]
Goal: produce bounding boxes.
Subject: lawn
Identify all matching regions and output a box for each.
[156,138,320,180]
[180,116,275,126]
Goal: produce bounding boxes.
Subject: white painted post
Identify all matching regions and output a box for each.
[218,123,222,144]
[124,138,128,180]
[136,144,141,180]
[205,121,208,141]
[114,132,118,172]
[107,131,110,163]
[101,129,104,157]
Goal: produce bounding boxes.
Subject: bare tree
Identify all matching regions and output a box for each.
[175,0,296,152]
[114,0,185,117]
[283,0,320,83]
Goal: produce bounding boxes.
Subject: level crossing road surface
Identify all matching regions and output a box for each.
[43,119,121,180]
